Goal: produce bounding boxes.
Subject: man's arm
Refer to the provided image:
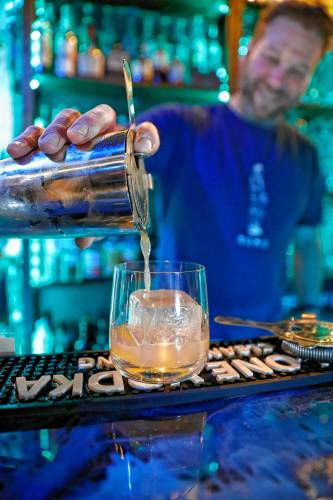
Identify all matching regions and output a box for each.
[293,225,322,310]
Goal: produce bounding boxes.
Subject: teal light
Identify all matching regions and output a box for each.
[31,241,41,253]
[0,42,13,153]
[209,462,219,472]
[11,310,22,322]
[238,45,248,57]
[41,450,55,462]
[3,239,22,257]
[30,30,41,41]
[218,90,230,102]
[216,67,227,79]
[30,268,40,281]
[4,2,14,11]
[45,240,56,254]
[29,78,40,90]
[219,3,229,15]
[34,117,46,128]
[31,255,40,266]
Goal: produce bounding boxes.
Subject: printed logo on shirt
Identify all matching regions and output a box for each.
[237,163,270,250]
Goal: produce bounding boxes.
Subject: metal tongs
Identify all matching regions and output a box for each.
[214,313,333,348]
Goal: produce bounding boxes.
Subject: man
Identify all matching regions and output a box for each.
[7,1,333,339]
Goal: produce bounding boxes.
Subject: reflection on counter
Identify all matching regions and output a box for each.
[1,386,333,498]
[0,412,207,499]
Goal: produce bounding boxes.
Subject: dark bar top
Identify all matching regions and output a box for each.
[1,384,333,499]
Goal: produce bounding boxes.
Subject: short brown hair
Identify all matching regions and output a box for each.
[254,1,333,54]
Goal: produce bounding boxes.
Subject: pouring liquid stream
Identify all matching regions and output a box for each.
[140,228,151,291]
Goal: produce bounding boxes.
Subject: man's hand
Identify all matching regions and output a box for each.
[7,104,160,248]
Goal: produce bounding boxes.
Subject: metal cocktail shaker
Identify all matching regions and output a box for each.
[0,61,152,238]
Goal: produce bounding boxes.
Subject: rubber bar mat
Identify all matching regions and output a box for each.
[1,336,333,429]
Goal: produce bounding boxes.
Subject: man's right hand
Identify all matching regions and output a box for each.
[7,104,160,248]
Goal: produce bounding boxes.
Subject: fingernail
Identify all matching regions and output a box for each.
[68,124,89,136]
[11,141,26,148]
[39,132,60,148]
[137,136,152,154]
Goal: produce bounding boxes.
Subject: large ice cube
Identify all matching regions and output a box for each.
[128,289,202,345]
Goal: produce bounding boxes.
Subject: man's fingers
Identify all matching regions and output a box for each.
[67,104,117,145]
[38,108,81,155]
[134,122,160,156]
[7,125,44,159]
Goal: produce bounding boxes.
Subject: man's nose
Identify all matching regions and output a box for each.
[267,66,286,90]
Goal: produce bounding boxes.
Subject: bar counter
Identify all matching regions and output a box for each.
[1,383,333,499]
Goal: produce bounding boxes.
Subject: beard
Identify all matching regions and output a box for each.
[239,73,299,122]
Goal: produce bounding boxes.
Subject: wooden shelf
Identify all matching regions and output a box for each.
[35,74,220,118]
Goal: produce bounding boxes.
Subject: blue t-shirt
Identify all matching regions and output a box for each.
[138,104,323,339]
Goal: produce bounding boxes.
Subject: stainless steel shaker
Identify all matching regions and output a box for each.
[0,61,152,238]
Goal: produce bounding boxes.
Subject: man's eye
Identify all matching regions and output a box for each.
[265,54,279,64]
[289,68,307,79]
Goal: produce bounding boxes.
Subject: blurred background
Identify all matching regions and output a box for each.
[0,0,332,354]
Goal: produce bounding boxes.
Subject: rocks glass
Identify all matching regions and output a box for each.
[110,261,209,384]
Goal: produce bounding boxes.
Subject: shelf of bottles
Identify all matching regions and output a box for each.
[30,0,230,126]
[28,236,140,288]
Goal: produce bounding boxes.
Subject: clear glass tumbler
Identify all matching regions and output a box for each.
[110,261,209,384]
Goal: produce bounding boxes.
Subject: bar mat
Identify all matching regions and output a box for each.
[1,336,332,430]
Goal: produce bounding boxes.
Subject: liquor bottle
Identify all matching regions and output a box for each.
[152,16,172,84]
[107,43,129,79]
[168,59,185,86]
[82,246,101,280]
[207,22,222,87]
[31,0,55,73]
[189,15,209,86]
[32,314,54,354]
[138,13,157,84]
[100,5,117,59]
[121,8,140,59]
[130,43,154,84]
[77,3,105,79]
[54,4,77,78]
[171,17,191,85]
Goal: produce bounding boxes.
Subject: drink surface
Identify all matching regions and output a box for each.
[111,322,208,383]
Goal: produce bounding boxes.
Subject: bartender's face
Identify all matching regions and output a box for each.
[240,16,323,120]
